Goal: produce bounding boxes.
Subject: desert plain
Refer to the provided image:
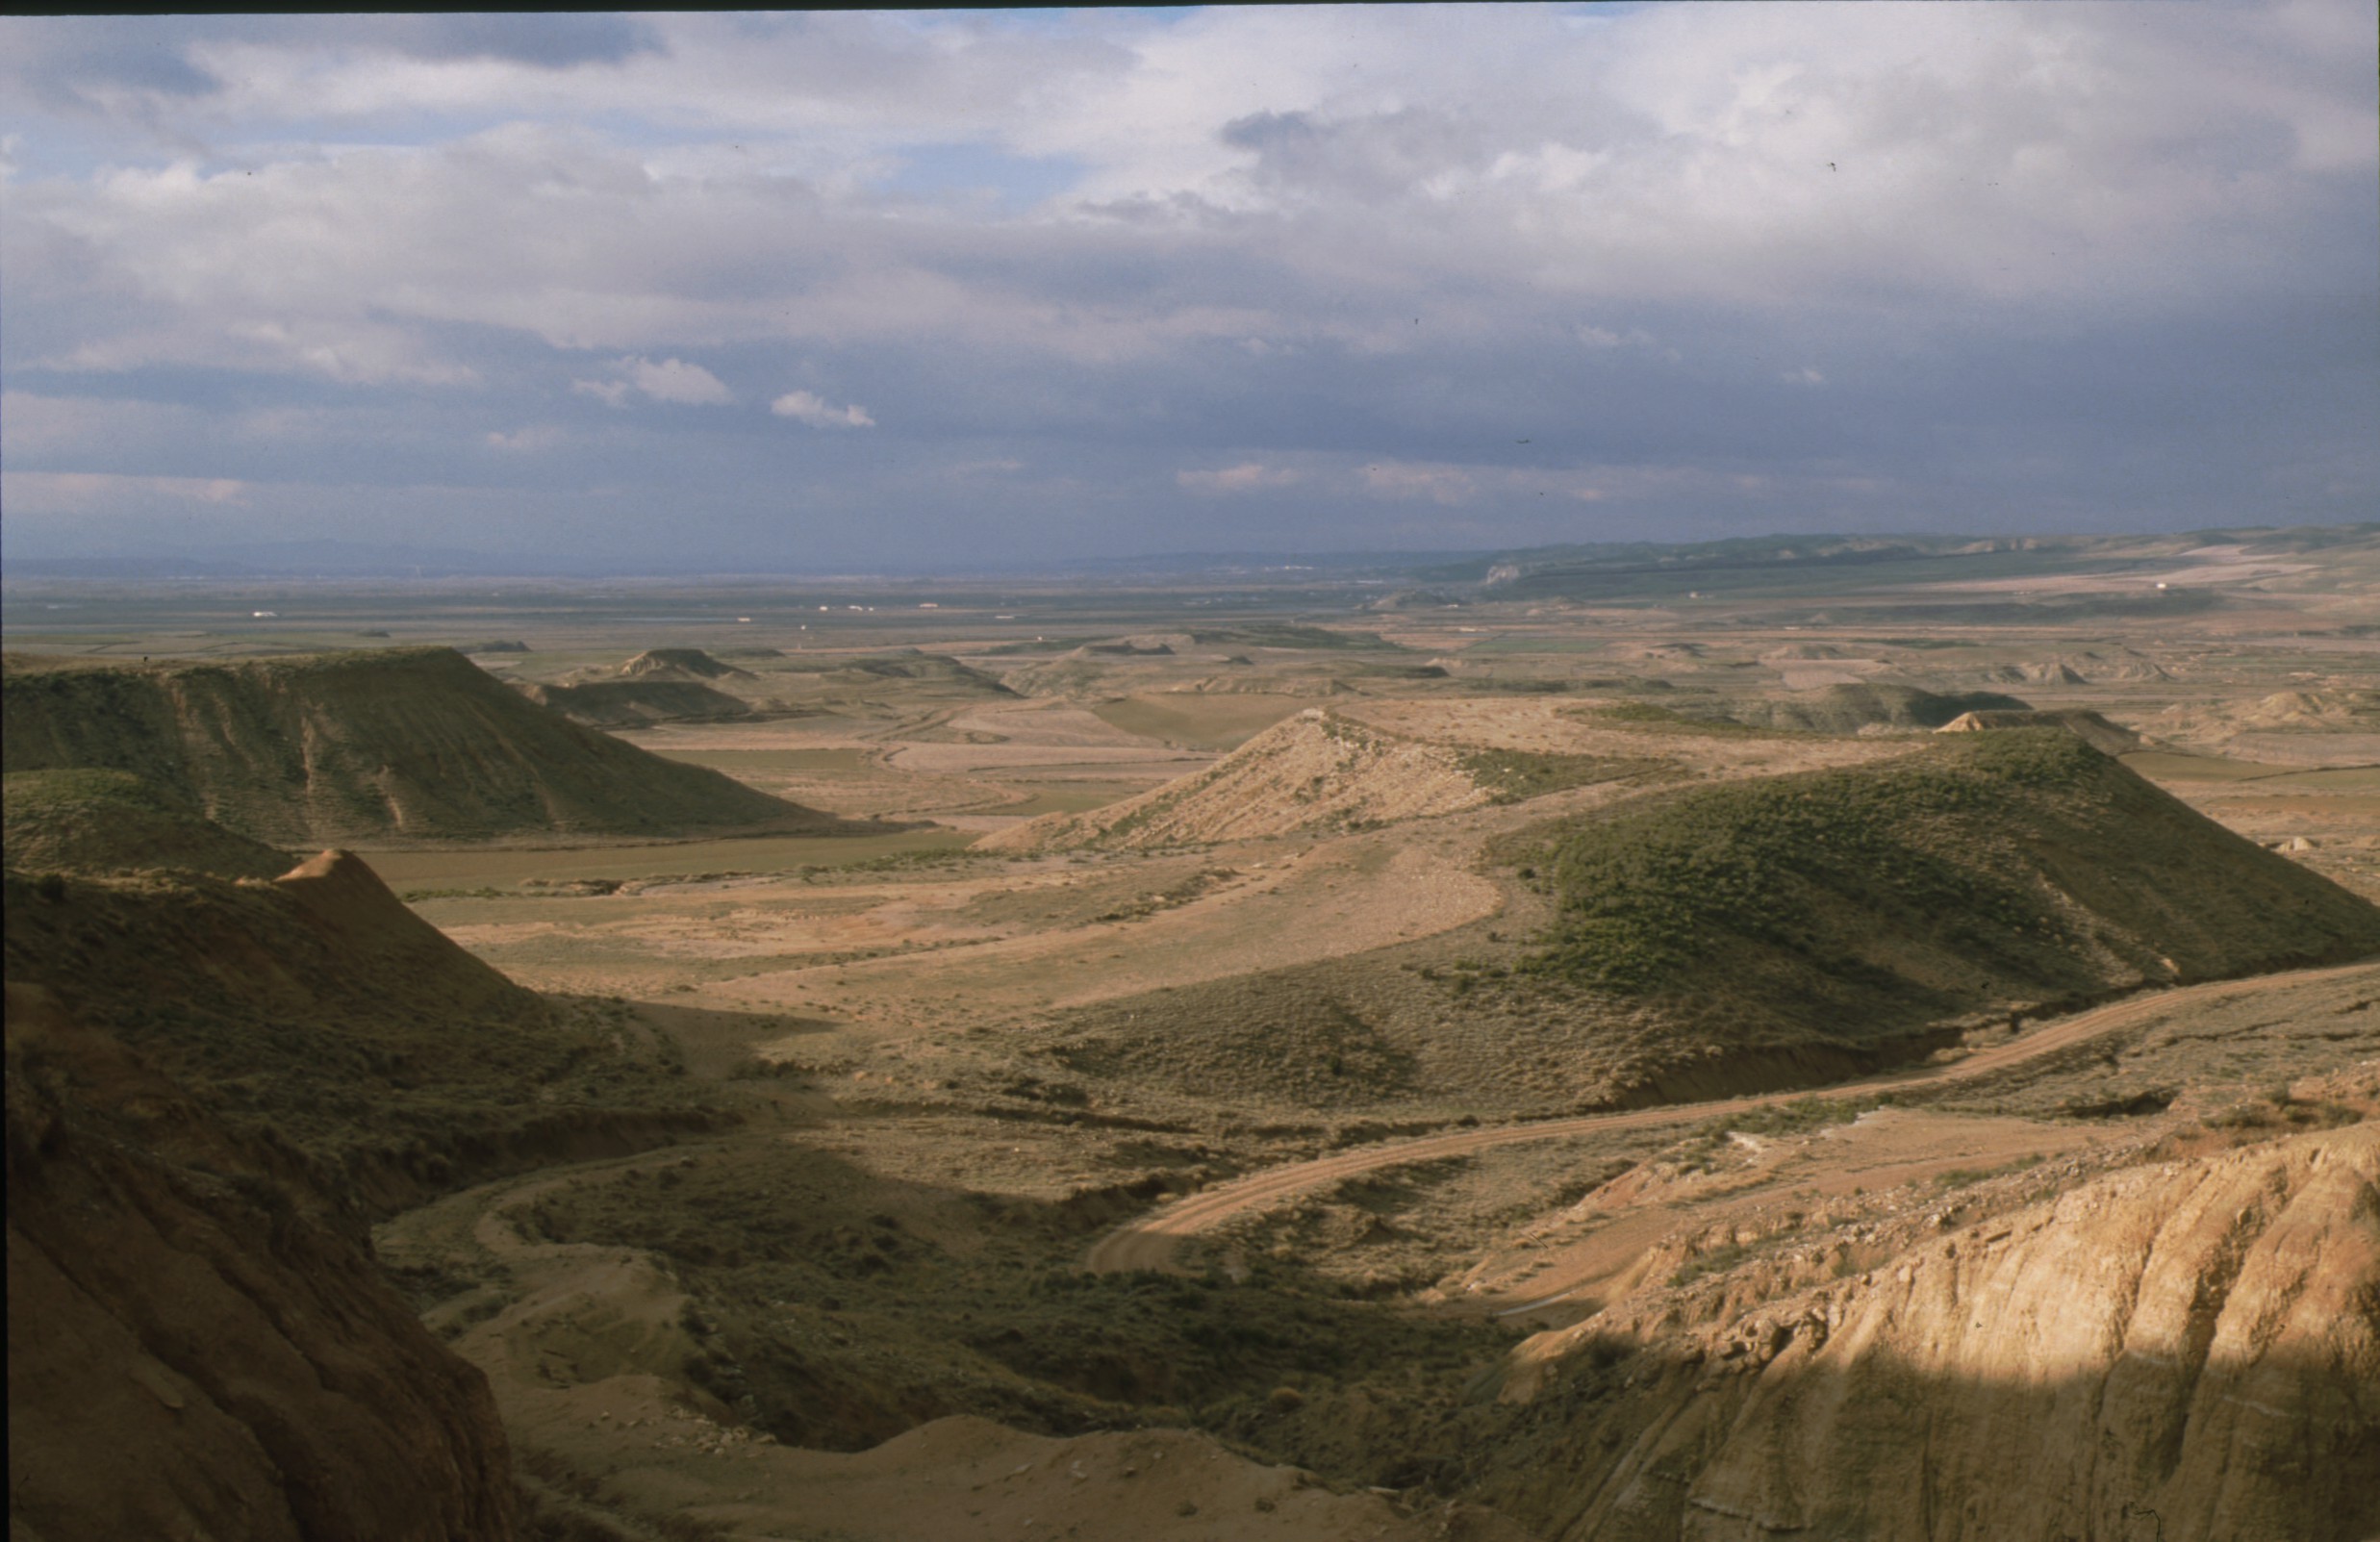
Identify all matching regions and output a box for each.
[7,525,2379,1542]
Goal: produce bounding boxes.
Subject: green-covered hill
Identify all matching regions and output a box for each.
[5,768,293,879]
[2,647,844,846]
[1506,729,2380,1032]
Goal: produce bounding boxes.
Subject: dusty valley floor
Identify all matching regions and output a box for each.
[7,527,2379,1541]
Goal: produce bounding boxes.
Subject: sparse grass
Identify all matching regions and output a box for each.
[1933,1153,2045,1189]
[1455,748,1664,804]
[2203,1088,2363,1132]
[1667,1239,1756,1287]
[1563,702,1785,737]
[1663,1096,1889,1171]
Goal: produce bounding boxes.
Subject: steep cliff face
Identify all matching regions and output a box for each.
[2,646,835,845]
[6,984,519,1542]
[1496,1125,2380,1542]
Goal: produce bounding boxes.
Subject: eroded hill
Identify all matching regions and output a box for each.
[984,704,1668,852]
[1724,682,2029,733]
[0,854,722,1217]
[517,677,755,727]
[6,982,523,1542]
[1515,728,2368,996]
[1040,730,2380,1120]
[4,767,292,879]
[2,647,842,845]
[1479,1122,2380,1542]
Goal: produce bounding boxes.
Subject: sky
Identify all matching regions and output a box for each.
[2,4,2374,572]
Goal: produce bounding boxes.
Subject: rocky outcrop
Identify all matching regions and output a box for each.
[983,709,1489,851]
[1496,1125,2380,1542]
[6,982,520,1541]
[1,646,838,845]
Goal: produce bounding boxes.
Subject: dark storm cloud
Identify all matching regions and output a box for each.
[1,4,2373,569]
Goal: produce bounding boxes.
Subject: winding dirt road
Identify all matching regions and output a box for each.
[1083,961,2377,1274]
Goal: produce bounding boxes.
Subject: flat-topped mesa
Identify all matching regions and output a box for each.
[2,646,847,847]
[617,646,750,680]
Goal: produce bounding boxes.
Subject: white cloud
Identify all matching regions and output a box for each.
[1177,462,1301,493]
[485,425,563,452]
[570,357,732,408]
[570,378,631,409]
[0,5,2369,564]
[623,356,733,406]
[772,390,874,428]
[4,469,251,507]
[1359,461,1475,505]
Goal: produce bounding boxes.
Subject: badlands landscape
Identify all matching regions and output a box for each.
[7,526,2379,1542]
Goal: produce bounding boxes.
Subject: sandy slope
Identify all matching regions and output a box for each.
[1084,963,2380,1275]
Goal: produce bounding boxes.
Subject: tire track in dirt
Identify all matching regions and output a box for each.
[1082,961,2379,1274]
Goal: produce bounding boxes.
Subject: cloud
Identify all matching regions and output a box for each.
[570,379,632,409]
[772,390,874,428]
[623,357,733,406]
[1177,461,1301,493]
[485,425,562,452]
[6,469,251,506]
[1360,461,1476,505]
[570,358,733,408]
[0,5,2369,568]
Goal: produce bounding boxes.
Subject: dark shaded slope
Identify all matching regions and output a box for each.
[2,647,840,846]
[7,982,521,1542]
[1731,683,2030,733]
[4,767,293,878]
[1,855,722,1219]
[517,677,753,727]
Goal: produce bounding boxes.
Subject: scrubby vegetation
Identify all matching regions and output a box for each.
[1,867,721,1221]
[4,767,293,878]
[1,647,838,846]
[1498,731,2380,1010]
[1456,748,1666,804]
[1727,683,2032,734]
[518,1146,1510,1456]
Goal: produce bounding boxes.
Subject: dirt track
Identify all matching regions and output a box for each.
[1083,961,2379,1274]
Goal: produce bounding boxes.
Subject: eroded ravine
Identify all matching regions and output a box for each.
[1083,961,2380,1277]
